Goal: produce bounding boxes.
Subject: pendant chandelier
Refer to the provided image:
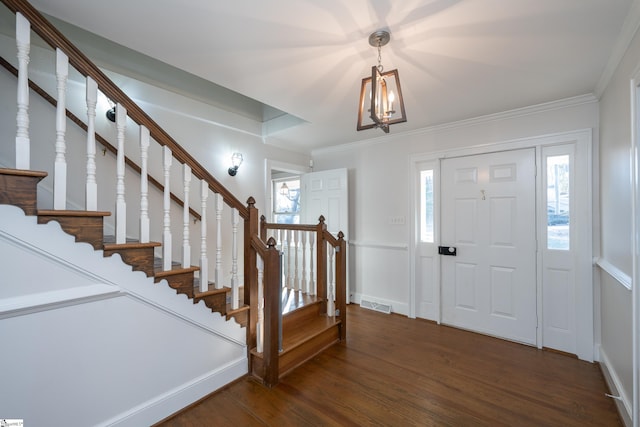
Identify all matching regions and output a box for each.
[357,30,407,133]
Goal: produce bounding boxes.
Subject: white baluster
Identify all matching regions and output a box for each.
[301,231,308,294]
[309,232,316,295]
[182,164,191,268]
[139,126,150,242]
[286,229,292,289]
[231,208,240,309]
[15,13,30,170]
[53,49,68,210]
[256,256,264,354]
[85,77,98,211]
[327,245,335,316]
[199,179,209,293]
[294,230,300,291]
[115,104,127,244]
[276,229,282,251]
[162,146,172,271]
[215,193,223,288]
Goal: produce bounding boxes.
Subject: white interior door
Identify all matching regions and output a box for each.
[441,149,537,345]
[301,168,348,238]
[301,168,349,302]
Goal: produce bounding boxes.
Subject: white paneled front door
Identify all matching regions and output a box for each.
[440,149,537,345]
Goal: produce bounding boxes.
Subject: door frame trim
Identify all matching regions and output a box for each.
[408,128,594,360]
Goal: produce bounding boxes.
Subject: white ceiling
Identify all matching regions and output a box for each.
[28,0,636,153]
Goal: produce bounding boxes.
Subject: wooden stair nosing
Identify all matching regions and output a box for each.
[0,168,47,178]
[154,265,199,279]
[103,241,161,251]
[37,209,111,217]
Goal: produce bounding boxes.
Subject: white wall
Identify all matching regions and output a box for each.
[313,98,599,316]
[0,29,311,287]
[597,16,640,421]
[0,205,247,426]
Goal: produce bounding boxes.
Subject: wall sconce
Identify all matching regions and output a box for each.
[228,152,243,176]
[357,30,407,133]
[106,106,116,122]
[106,98,116,122]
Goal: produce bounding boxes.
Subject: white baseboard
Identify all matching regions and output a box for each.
[598,345,632,426]
[101,357,248,427]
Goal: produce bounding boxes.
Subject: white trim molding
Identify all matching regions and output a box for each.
[600,346,633,427]
[349,240,408,251]
[596,258,633,290]
[312,95,597,156]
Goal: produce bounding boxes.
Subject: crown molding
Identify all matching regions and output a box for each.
[312,94,598,156]
[594,0,640,97]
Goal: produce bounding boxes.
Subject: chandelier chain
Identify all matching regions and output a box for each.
[377,42,383,72]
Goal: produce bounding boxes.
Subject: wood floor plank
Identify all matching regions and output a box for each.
[156,305,621,426]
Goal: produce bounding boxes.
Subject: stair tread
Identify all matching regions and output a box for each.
[226,303,249,315]
[0,168,47,178]
[281,289,320,316]
[103,235,161,249]
[154,264,200,277]
[285,315,341,352]
[38,209,111,217]
[250,315,341,358]
[194,286,230,298]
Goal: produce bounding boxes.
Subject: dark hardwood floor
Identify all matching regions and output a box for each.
[157,305,621,426]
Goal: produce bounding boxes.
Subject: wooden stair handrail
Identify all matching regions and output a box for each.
[1,0,248,219]
[0,55,201,221]
[259,215,346,323]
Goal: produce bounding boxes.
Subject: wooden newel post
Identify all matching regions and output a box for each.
[263,236,281,387]
[245,197,259,350]
[336,231,347,340]
[260,214,267,241]
[316,215,328,314]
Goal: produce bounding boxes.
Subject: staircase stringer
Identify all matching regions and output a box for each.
[0,204,246,344]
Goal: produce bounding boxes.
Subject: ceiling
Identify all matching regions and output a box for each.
[27,0,636,153]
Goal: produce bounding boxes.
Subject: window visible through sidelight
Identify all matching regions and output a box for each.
[420,169,434,243]
[546,155,570,250]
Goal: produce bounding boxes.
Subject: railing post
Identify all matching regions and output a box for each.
[139,126,150,242]
[182,164,191,267]
[115,103,127,244]
[85,76,98,211]
[199,179,209,292]
[53,48,68,210]
[215,193,223,288]
[309,230,316,295]
[316,215,327,314]
[327,244,335,316]
[301,231,308,293]
[162,145,172,269]
[260,215,267,241]
[15,12,30,170]
[231,207,240,309]
[336,231,347,340]
[263,236,281,387]
[245,197,259,350]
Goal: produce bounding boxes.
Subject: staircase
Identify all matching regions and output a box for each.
[0,168,249,326]
[0,0,347,424]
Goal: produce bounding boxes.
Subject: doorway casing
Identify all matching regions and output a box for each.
[408,129,594,361]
